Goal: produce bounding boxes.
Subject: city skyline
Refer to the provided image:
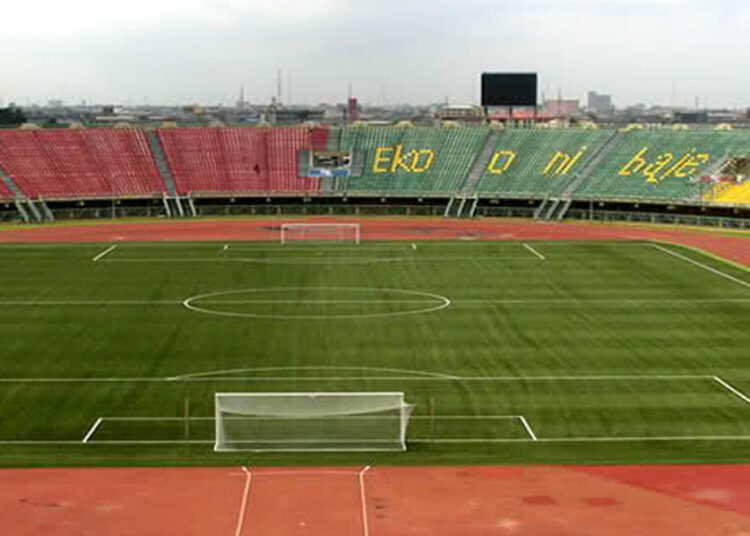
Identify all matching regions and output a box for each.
[2,0,750,108]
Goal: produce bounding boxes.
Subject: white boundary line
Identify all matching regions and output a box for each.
[651,243,750,290]
[358,466,371,536]
[523,243,546,261]
[234,466,252,536]
[81,418,103,443]
[713,376,750,405]
[92,245,118,262]
[518,416,538,441]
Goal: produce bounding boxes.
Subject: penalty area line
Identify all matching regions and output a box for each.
[81,417,103,443]
[92,244,118,262]
[523,243,546,261]
[713,376,750,405]
[518,416,538,441]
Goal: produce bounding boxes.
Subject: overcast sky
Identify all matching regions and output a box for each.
[2,0,750,108]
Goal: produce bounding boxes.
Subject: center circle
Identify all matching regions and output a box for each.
[182,287,451,320]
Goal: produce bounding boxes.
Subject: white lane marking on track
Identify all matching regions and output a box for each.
[92,245,118,262]
[359,466,372,536]
[234,467,252,536]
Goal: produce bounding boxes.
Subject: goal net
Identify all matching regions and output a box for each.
[214,392,413,452]
[280,223,361,244]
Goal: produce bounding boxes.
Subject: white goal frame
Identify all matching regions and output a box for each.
[214,391,412,452]
[280,223,361,245]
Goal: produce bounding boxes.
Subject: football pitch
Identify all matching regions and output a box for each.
[2,239,750,467]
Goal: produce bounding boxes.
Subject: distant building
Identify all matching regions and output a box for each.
[438,104,484,123]
[544,99,579,117]
[587,91,614,113]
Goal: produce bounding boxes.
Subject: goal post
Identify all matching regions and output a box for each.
[280,223,361,245]
[214,392,414,452]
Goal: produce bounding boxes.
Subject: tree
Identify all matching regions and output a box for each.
[0,107,27,125]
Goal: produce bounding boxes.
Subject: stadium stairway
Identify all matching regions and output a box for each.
[146,131,189,217]
[0,162,44,222]
[461,131,502,195]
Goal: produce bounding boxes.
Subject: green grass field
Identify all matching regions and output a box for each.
[2,239,750,467]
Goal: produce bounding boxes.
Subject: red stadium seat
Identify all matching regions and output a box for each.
[157,127,324,195]
[0,129,166,199]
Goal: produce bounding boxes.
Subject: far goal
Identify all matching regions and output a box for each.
[280,223,361,244]
[214,392,414,452]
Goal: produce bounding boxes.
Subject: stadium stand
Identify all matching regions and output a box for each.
[157,127,324,195]
[0,129,165,199]
[0,178,13,200]
[574,130,750,202]
[708,181,750,205]
[2,125,750,213]
[475,128,614,197]
[335,126,489,193]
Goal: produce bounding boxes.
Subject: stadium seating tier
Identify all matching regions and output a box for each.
[0,129,166,199]
[158,127,325,194]
[1,126,749,206]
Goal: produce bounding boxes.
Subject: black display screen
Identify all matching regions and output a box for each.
[481,73,537,107]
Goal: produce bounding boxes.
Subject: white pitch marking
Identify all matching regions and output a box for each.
[0,300,181,306]
[713,376,750,405]
[250,470,361,477]
[359,466,372,536]
[523,243,546,261]
[234,467,252,536]
[81,418,103,443]
[651,244,750,290]
[518,416,538,441]
[92,244,118,262]
[410,435,750,444]
[0,374,716,383]
[169,365,461,381]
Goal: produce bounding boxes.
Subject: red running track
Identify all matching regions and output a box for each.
[1,217,749,267]
[4,465,750,535]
